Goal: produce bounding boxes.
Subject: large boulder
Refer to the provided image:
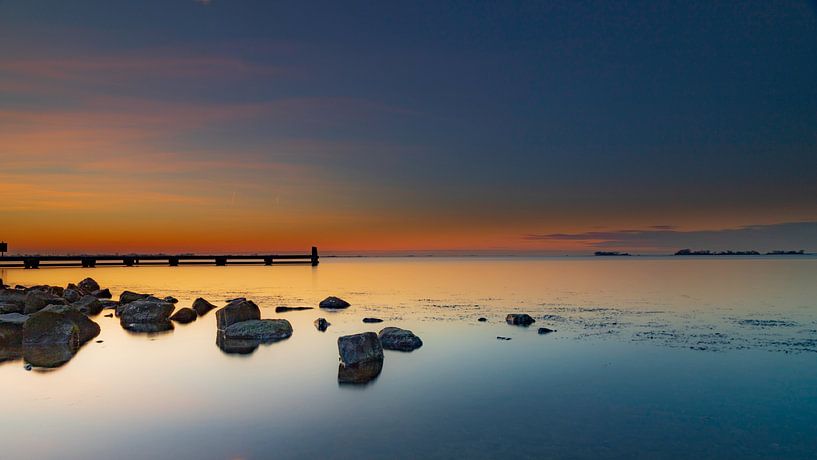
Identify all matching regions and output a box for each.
[216,299,260,330]
[192,297,217,316]
[0,313,29,326]
[337,359,383,385]
[119,299,175,325]
[77,277,100,295]
[72,295,103,315]
[0,289,26,308]
[24,290,67,314]
[0,302,23,314]
[506,314,536,326]
[224,319,292,341]
[378,327,423,351]
[320,296,350,309]
[170,307,197,324]
[38,305,100,344]
[119,291,151,304]
[22,311,80,348]
[23,344,76,368]
[338,332,383,366]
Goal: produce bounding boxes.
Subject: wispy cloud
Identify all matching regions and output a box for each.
[524,222,817,253]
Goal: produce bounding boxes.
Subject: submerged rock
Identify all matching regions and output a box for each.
[192,297,217,316]
[362,317,383,323]
[216,299,260,330]
[314,318,331,332]
[119,299,175,325]
[378,327,423,351]
[23,290,67,315]
[223,319,293,341]
[506,314,536,326]
[320,296,350,309]
[338,359,383,385]
[119,291,151,305]
[338,332,383,366]
[22,311,80,348]
[275,306,313,313]
[77,278,100,295]
[497,336,512,341]
[538,327,556,334]
[170,307,197,324]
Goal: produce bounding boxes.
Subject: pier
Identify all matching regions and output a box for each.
[0,247,319,269]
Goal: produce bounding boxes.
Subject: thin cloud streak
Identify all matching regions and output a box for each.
[525,222,817,253]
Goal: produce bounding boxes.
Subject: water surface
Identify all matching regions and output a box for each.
[1,257,816,459]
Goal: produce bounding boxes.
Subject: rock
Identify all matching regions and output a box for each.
[38,305,100,344]
[163,296,178,304]
[0,313,29,326]
[91,288,112,299]
[104,313,113,318]
[224,319,293,341]
[62,288,82,303]
[216,299,260,330]
[0,290,26,309]
[99,300,118,310]
[24,290,67,314]
[338,332,383,366]
[216,331,259,355]
[538,327,556,334]
[23,344,76,368]
[22,311,80,348]
[119,291,151,304]
[119,299,175,325]
[314,318,330,331]
[478,317,487,322]
[225,297,246,303]
[170,307,197,324]
[497,336,512,340]
[362,317,383,323]
[122,321,173,333]
[506,314,536,326]
[338,359,383,385]
[45,285,65,297]
[191,297,217,316]
[0,302,23,314]
[378,327,423,351]
[72,295,103,315]
[77,277,100,295]
[275,306,313,312]
[320,296,350,309]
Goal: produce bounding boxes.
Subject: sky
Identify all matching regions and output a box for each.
[1,0,816,255]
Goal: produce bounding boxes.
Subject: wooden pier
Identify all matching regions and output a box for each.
[0,247,319,269]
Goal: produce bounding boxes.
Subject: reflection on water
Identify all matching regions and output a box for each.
[0,257,816,459]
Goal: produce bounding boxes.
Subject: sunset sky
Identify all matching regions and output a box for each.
[1,1,816,254]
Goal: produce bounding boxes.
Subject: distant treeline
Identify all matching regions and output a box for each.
[594,251,631,256]
[675,249,805,256]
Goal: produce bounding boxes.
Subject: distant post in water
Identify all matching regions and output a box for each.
[311,246,319,266]
[0,242,6,257]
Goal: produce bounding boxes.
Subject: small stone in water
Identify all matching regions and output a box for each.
[362,317,383,323]
[538,327,556,334]
[478,317,487,322]
[497,336,512,341]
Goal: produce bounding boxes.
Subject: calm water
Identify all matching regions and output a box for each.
[1,257,817,459]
